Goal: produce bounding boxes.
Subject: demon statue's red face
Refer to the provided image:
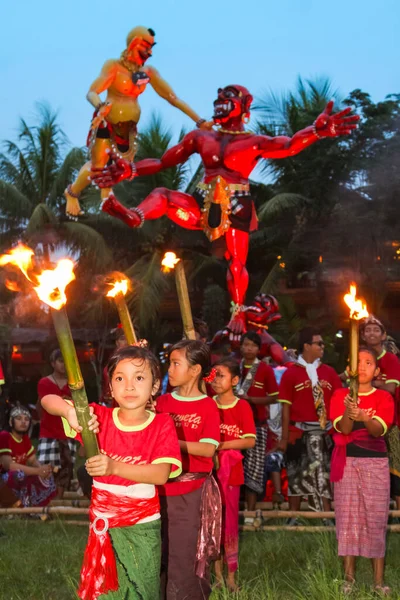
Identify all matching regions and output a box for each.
[213,85,253,125]
[246,294,282,328]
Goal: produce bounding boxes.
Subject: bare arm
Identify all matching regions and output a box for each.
[218,437,255,451]
[135,130,199,177]
[0,454,50,477]
[374,379,397,397]
[279,402,290,452]
[179,440,216,458]
[86,455,171,485]
[245,393,278,406]
[148,66,202,124]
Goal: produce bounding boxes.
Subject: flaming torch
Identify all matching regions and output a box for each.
[161,252,196,340]
[106,275,137,345]
[343,284,369,403]
[0,245,99,457]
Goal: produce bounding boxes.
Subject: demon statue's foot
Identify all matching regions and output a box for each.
[64,186,85,220]
[227,305,247,342]
[101,194,145,228]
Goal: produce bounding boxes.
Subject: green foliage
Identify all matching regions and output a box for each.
[202,284,228,336]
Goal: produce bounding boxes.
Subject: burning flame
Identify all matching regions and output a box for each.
[161,252,180,273]
[106,278,129,298]
[0,244,34,280]
[34,259,75,310]
[344,284,369,320]
[0,244,75,310]
[5,279,22,292]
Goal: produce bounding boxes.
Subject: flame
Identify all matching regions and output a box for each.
[344,283,369,320]
[5,279,22,292]
[33,259,75,310]
[0,244,76,310]
[0,244,34,280]
[161,252,180,273]
[106,278,129,298]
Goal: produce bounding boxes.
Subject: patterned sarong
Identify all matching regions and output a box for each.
[286,427,332,510]
[2,471,56,508]
[243,426,268,495]
[334,457,389,558]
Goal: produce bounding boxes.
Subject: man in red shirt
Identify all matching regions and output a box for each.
[278,327,342,521]
[237,332,278,520]
[36,349,77,498]
[361,315,400,509]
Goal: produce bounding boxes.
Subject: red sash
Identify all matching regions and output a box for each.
[78,485,159,600]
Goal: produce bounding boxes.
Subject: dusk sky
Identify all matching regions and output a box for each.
[1,0,399,151]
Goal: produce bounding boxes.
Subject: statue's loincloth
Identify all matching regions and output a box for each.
[193,176,258,241]
[87,113,138,161]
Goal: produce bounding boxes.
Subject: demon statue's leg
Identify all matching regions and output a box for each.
[65,138,112,217]
[224,228,249,334]
[102,188,202,230]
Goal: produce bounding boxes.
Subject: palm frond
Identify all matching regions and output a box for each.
[61,221,112,270]
[47,147,88,210]
[126,252,171,330]
[0,181,32,219]
[25,203,58,238]
[260,262,285,295]
[258,193,310,223]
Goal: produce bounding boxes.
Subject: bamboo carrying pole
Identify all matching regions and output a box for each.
[51,308,99,458]
[349,317,359,403]
[112,292,137,345]
[174,261,196,340]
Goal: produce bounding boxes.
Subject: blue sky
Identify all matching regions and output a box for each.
[1,0,399,151]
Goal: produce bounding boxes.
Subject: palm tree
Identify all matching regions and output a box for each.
[0,103,111,270]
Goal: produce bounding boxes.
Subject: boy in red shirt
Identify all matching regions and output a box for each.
[278,327,342,519]
[36,349,78,498]
[0,405,56,508]
[361,314,400,511]
[237,332,278,520]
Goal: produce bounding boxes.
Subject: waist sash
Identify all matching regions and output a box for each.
[78,485,159,600]
[331,429,386,483]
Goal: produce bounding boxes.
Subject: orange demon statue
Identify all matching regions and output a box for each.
[93,85,359,332]
[64,26,209,218]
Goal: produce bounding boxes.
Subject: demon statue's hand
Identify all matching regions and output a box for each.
[91,153,136,188]
[314,100,359,138]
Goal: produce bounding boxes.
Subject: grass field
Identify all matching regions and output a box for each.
[1,520,400,599]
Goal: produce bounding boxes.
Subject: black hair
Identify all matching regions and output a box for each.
[49,349,63,363]
[215,358,240,379]
[193,318,209,341]
[148,28,155,36]
[358,346,379,366]
[107,346,161,385]
[240,331,261,349]
[114,328,127,342]
[169,339,211,382]
[297,326,321,354]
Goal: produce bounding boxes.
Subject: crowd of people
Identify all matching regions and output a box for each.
[0,313,399,598]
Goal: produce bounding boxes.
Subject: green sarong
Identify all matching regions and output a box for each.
[99,519,161,599]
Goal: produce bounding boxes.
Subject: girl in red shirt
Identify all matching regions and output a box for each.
[42,346,181,600]
[330,348,394,596]
[157,340,221,600]
[211,358,256,592]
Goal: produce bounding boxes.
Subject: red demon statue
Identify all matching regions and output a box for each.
[93,85,358,332]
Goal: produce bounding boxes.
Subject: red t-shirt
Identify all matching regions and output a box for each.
[156,392,220,496]
[330,387,394,436]
[240,361,278,424]
[215,397,256,485]
[73,405,182,487]
[278,363,342,427]
[0,431,35,474]
[37,377,72,440]
[376,350,400,387]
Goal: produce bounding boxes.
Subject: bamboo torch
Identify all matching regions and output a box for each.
[106,276,137,345]
[343,283,369,404]
[161,252,196,340]
[0,244,99,457]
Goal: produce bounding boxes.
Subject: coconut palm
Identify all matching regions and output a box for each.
[0,102,111,270]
